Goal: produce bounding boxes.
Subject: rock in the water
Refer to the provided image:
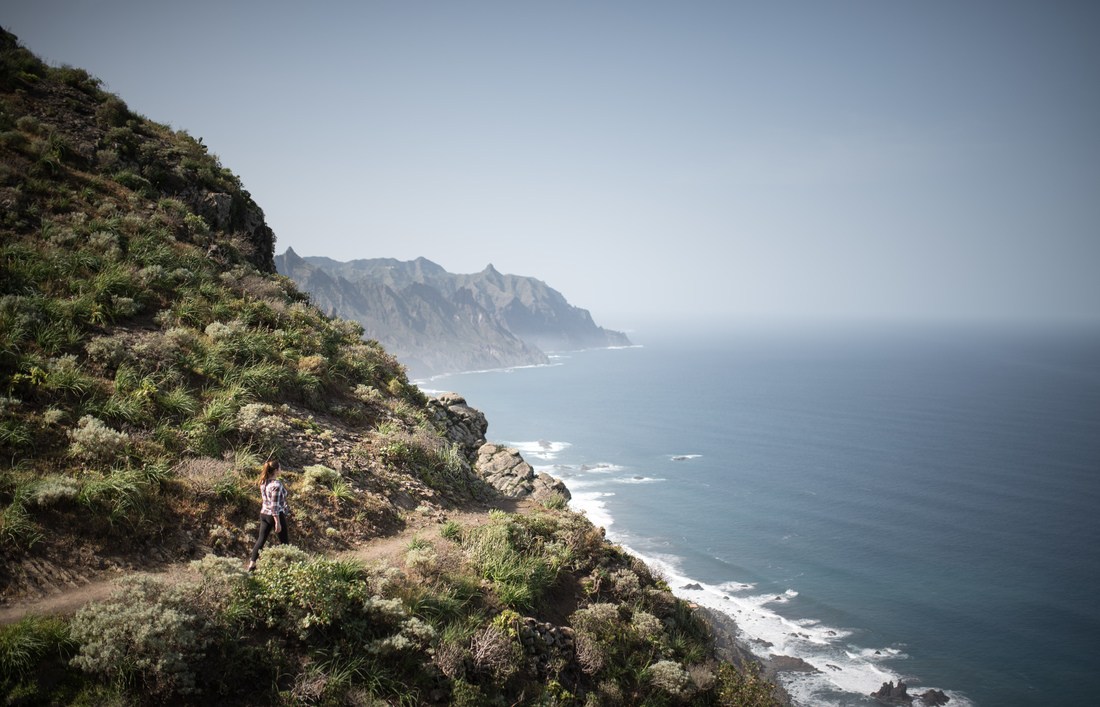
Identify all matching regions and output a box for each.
[768,655,820,673]
[919,689,950,706]
[871,680,912,704]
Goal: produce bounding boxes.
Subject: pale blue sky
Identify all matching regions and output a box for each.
[5,1,1099,329]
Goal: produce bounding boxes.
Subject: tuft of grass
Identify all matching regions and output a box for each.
[0,495,43,549]
[461,513,565,611]
[439,520,462,542]
[0,614,75,679]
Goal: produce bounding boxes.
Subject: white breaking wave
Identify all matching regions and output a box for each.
[418,361,564,385]
[568,491,615,529]
[717,580,756,592]
[593,538,972,707]
[504,440,572,461]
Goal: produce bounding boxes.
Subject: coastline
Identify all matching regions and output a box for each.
[428,329,1100,705]
[693,603,795,706]
[555,475,795,706]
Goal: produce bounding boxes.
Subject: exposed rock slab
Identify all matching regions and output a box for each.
[475,443,570,501]
[768,654,820,673]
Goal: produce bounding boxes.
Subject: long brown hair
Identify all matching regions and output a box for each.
[259,458,280,486]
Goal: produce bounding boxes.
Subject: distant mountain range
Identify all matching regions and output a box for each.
[275,248,631,378]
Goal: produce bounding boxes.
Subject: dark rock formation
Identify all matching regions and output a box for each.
[872,680,950,705]
[519,617,576,674]
[767,655,820,673]
[919,689,950,706]
[872,680,912,704]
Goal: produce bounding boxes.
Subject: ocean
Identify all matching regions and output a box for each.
[424,322,1100,706]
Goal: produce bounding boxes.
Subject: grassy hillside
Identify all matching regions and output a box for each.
[0,29,779,705]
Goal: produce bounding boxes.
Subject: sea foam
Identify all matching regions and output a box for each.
[504,440,572,461]
[519,438,968,705]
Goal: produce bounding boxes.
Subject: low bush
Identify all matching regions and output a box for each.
[69,576,214,697]
[67,414,129,464]
[714,661,778,707]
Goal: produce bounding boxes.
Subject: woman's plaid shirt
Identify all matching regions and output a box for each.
[260,479,289,516]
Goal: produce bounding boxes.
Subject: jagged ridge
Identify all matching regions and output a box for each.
[277,248,631,378]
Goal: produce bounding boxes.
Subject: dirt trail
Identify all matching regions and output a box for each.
[0,498,532,627]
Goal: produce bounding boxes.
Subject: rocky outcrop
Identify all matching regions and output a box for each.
[767,655,820,673]
[190,189,276,273]
[427,397,569,503]
[872,681,912,704]
[871,680,950,706]
[426,393,488,460]
[475,443,570,501]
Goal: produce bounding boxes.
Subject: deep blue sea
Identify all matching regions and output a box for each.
[425,323,1100,706]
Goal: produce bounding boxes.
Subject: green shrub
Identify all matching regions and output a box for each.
[85,334,130,370]
[301,463,336,487]
[226,361,292,399]
[246,546,437,662]
[247,548,370,640]
[52,64,101,94]
[184,387,247,455]
[541,492,569,510]
[67,415,130,464]
[112,169,153,196]
[78,463,168,526]
[714,661,779,706]
[69,576,212,696]
[440,520,462,541]
[0,417,33,451]
[646,659,691,699]
[25,475,79,508]
[235,402,288,449]
[157,386,199,418]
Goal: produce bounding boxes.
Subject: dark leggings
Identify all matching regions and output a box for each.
[250,513,289,563]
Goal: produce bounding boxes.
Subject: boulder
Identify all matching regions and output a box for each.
[475,443,570,501]
[871,680,912,704]
[768,655,820,673]
[426,393,488,459]
[919,689,950,706]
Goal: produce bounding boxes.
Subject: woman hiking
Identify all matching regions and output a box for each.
[247,458,291,571]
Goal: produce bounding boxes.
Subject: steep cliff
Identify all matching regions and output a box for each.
[276,249,631,377]
[0,30,779,706]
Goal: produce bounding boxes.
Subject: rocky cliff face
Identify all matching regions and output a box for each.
[276,249,631,378]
